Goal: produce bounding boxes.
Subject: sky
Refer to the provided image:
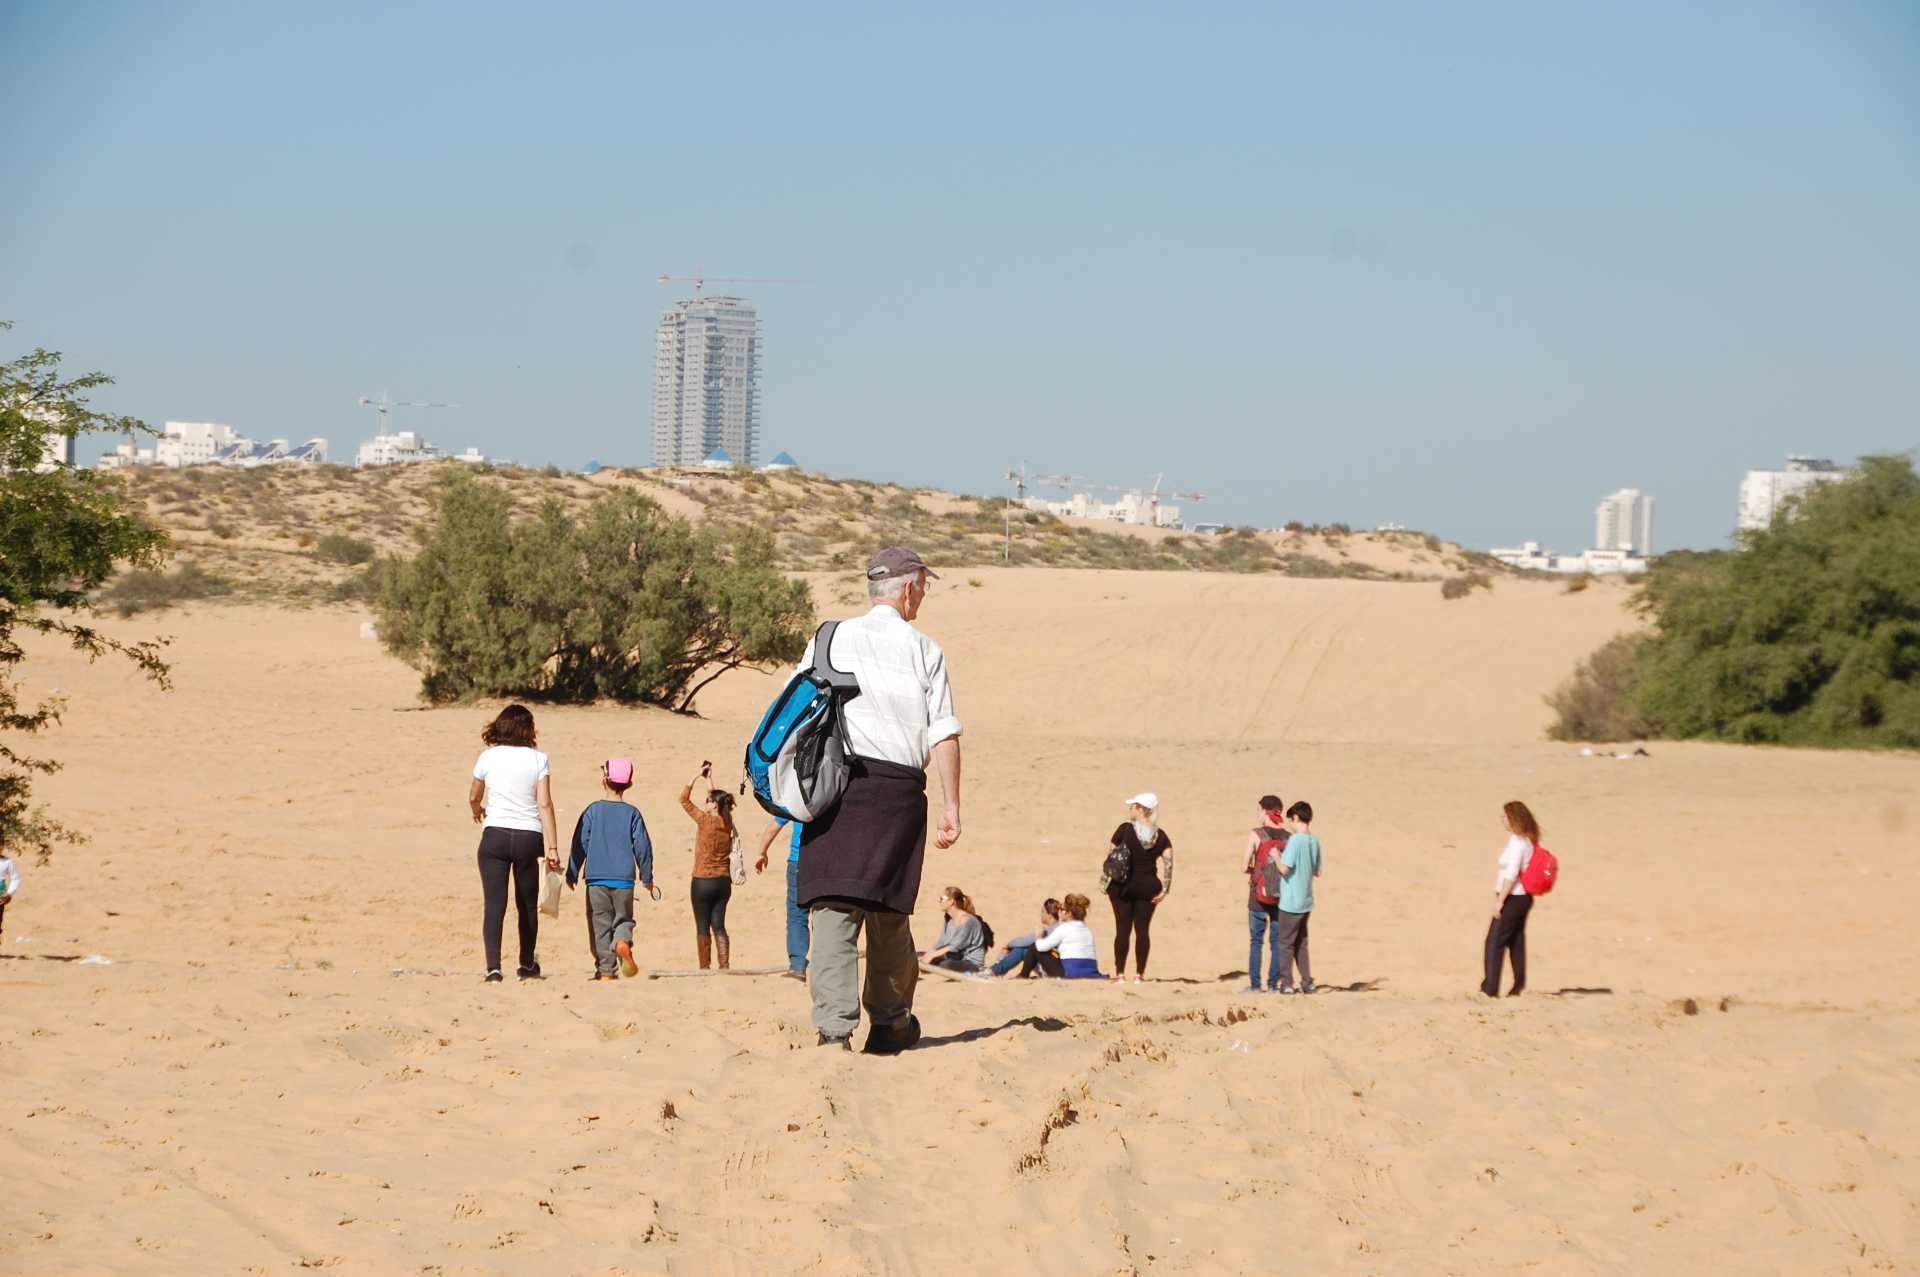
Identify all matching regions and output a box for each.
[4,1,1916,552]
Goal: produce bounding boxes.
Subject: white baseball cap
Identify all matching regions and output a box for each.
[1125,792,1159,811]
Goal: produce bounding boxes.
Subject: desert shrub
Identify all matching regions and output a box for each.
[1546,632,1654,741]
[1422,533,1443,553]
[1562,574,1592,594]
[100,563,230,617]
[313,533,376,566]
[375,475,812,711]
[1628,456,1920,747]
[208,519,236,539]
[328,566,380,604]
[1440,571,1491,600]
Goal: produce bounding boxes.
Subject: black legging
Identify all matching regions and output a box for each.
[1110,893,1159,976]
[691,875,732,938]
[478,826,543,973]
[1482,894,1534,995]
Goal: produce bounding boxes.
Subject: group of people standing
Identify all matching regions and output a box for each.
[463,542,1549,1053]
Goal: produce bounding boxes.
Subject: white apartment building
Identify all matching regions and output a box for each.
[1024,489,1184,529]
[1488,541,1648,575]
[356,431,445,467]
[216,437,328,467]
[1737,456,1845,532]
[652,295,760,468]
[155,421,243,467]
[35,427,74,473]
[96,441,157,470]
[1594,487,1655,555]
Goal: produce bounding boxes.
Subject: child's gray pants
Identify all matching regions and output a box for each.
[586,885,636,975]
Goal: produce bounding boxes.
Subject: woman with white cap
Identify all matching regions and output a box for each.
[1104,792,1172,981]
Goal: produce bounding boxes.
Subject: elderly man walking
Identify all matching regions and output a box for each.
[797,546,963,1054]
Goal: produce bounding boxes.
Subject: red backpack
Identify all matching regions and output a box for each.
[1520,841,1558,896]
[1248,831,1287,906]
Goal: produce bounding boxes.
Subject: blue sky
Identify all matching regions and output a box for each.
[4,1,1915,551]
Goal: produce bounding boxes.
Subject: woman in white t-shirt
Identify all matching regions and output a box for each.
[1482,800,1541,997]
[468,704,559,982]
[1033,893,1104,979]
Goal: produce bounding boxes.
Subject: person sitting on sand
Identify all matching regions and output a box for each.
[565,758,656,980]
[1033,893,1103,978]
[1482,800,1541,998]
[468,704,560,983]
[992,897,1065,979]
[681,762,738,970]
[923,886,990,973]
[1105,792,1172,982]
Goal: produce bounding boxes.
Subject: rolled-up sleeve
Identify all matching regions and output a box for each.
[922,639,963,750]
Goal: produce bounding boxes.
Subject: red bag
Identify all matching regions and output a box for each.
[1249,836,1286,905]
[1520,841,1558,896]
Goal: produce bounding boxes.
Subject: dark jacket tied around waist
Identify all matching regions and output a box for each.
[796,757,928,914]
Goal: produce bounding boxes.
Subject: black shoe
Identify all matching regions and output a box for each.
[862,1014,922,1056]
[816,1031,852,1051]
[516,962,542,980]
[484,970,504,983]
[1506,988,1524,997]
[1300,982,1317,995]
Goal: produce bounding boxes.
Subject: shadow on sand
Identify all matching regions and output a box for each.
[917,1015,1071,1050]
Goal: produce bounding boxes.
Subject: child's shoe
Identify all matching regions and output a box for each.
[615,939,639,978]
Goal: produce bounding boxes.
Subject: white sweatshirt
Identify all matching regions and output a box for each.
[1033,918,1095,961]
[0,855,20,898]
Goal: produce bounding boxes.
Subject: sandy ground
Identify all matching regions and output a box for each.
[4,568,1917,1275]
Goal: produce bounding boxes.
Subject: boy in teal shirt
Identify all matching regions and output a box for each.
[1276,800,1321,993]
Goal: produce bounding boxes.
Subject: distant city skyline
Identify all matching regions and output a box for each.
[6,3,1915,552]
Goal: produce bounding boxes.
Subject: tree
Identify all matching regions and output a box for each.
[375,474,813,712]
[1,326,171,860]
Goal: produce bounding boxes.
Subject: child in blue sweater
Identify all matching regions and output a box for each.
[566,759,656,979]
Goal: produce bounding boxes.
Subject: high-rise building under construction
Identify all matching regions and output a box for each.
[651,295,760,467]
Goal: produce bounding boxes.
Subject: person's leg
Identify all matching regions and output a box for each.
[1265,906,1284,989]
[861,910,919,1033]
[1294,910,1312,990]
[1246,909,1266,991]
[711,882,732,969]
[1132,898,1157,976]
[509,844,541,972]
[1110,895,1134,974]
[990,943,1032,977]
[785,859,809,973]
[476,834,511,972]
[808,904,863,1040]
[1274,911,1304,989]
[1481,913,1506,996]
[610,887,635,948]
[691,878,714,968]
[1507,896,1531,993]
[585,885,609,974]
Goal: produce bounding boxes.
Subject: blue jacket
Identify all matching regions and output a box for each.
[566,799,654,887]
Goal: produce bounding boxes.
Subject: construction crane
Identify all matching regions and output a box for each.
[656,272,805,301]
[357,393,457,435]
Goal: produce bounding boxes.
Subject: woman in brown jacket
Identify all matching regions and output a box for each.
[681,762,738,969]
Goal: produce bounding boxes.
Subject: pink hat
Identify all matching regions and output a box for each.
[605,758,634,785]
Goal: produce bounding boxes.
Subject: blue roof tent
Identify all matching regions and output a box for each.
[705,448,733,462]
[771,452,798,466]
[581,460,604,475]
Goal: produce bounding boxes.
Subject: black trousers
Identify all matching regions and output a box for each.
[477,827,543,973]
[691,876,732,938]
[1110,893,1159,975]
[1482,894,1534,996]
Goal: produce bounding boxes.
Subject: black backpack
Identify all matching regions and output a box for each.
[1101,843,1131,888]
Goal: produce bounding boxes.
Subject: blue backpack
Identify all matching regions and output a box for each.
[743,621,861,823]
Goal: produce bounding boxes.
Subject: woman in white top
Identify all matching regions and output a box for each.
[1034,893,1104,979]
[1482,800,1541,997]
[468,704,559,982]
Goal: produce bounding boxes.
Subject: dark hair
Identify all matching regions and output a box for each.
[1259,793,1283,812]
[482,704,537,748]
[1285,800,1312,824]
[1042,897,1063,919]
[1062,893,1090,921]
[711,790,736,823]
[1503,800,1540,842]
[943,886,975,915]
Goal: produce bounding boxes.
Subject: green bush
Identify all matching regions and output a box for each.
[1626,456,1920,747]
[313,533,376,565]
[100,563,230,617]
[374,475,812,711]
[1546,632,1653,741]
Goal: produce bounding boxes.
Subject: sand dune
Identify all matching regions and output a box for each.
[5,569,1917,1273]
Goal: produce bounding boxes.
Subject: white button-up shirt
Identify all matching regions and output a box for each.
[800,605,962,772]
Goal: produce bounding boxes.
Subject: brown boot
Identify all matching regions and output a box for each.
[715,935,731,970]
[697,934,712,970]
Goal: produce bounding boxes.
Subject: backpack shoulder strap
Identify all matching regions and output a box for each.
[807,620,862,692]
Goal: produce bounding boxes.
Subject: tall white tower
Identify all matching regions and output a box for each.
[652,295,760,468]
[1594,488,1655,555]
